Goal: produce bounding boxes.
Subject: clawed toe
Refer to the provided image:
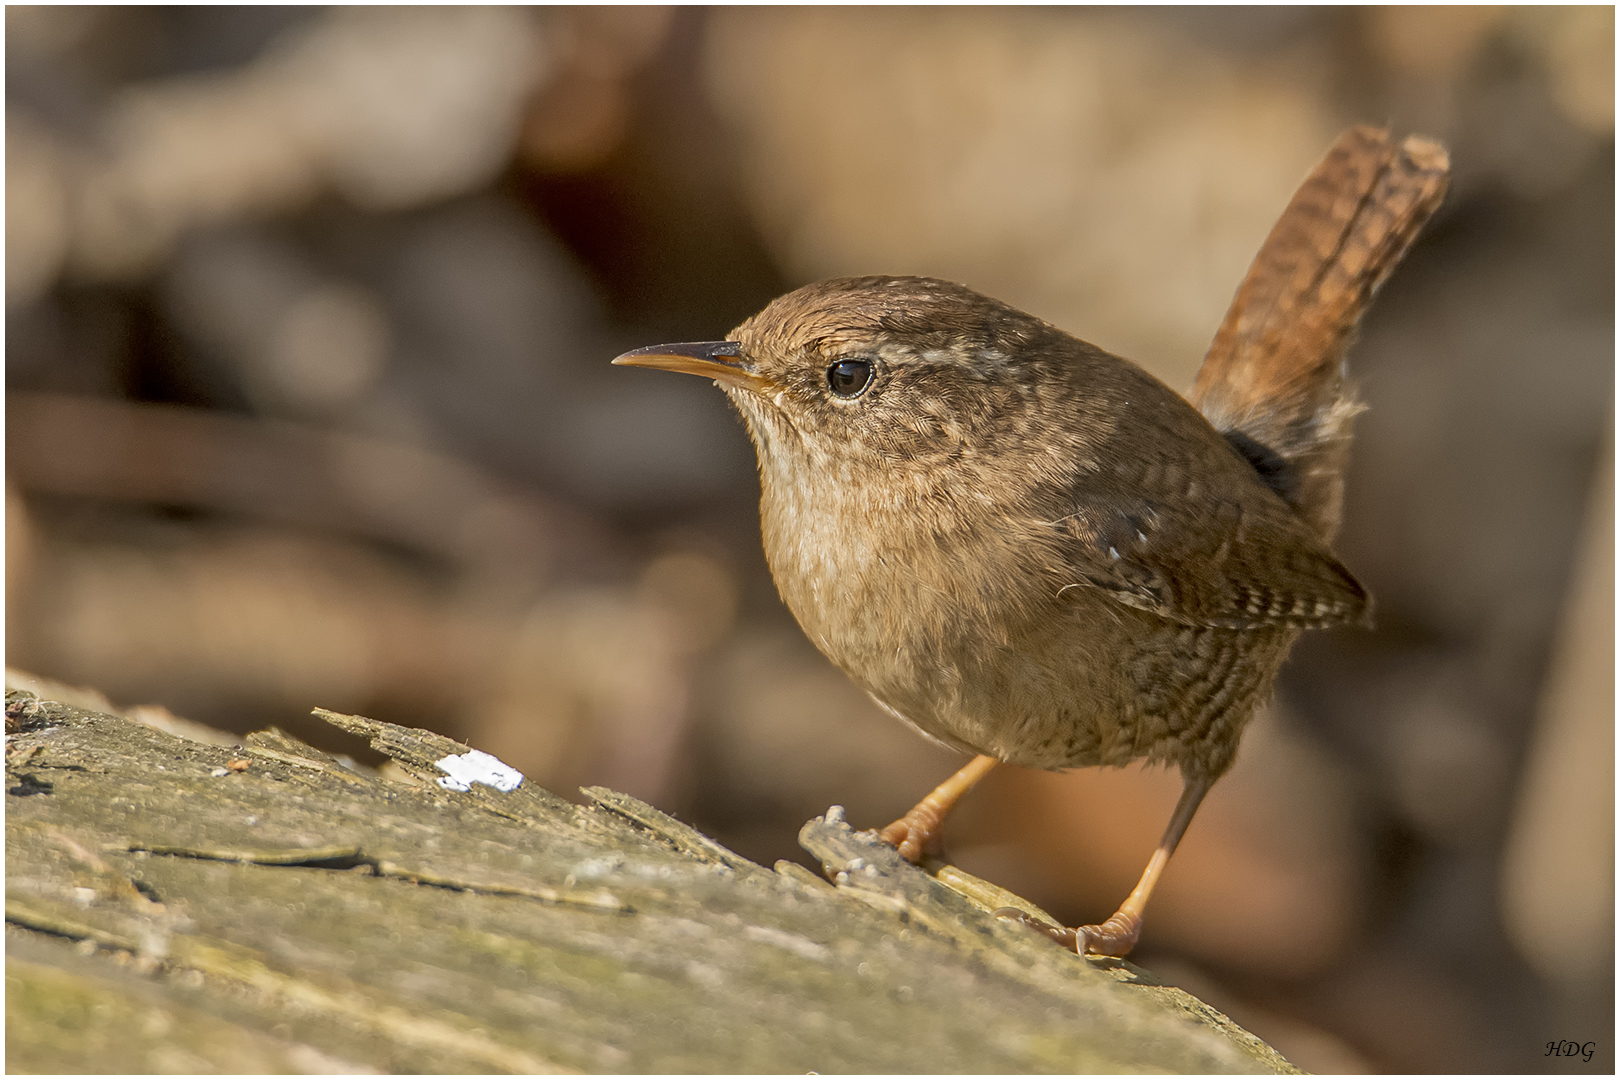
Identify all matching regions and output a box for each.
[993,907,1142,957]
[875,755,998,864]
[1074,910,1142,957]
[877,810,938,863]
[993,906,1080,951]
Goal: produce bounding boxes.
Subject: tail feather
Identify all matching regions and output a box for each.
[1192,126,1449,543]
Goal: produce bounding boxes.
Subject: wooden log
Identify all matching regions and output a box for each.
[5,681,1296,1073]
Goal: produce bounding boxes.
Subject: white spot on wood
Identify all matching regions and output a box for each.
[434,749,524,793]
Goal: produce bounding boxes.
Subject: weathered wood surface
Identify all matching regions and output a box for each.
[5,684,1296,1073]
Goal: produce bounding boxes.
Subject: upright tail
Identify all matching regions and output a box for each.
[1192,126,1450,543]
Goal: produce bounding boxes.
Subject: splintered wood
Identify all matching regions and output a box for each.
[5,691,1298,1074]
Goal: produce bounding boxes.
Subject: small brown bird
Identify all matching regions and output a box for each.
[615,127,1448,957]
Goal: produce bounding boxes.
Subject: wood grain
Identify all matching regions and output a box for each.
[5,687,1297,1073]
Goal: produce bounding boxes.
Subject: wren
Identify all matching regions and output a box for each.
[614,127,1448,957]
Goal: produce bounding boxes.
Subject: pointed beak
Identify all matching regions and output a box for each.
[611,341,768,394]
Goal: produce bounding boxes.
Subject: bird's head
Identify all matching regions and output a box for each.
[612,276,1077,472]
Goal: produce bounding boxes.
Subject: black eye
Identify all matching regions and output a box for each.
[826,358,874,398]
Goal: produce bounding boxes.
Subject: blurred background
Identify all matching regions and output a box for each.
[5,6,1612,1072]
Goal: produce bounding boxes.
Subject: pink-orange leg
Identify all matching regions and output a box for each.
[997,773,1214,958]
[879,754,998,862]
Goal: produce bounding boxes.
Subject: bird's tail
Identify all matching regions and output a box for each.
[1191,126,1449,544]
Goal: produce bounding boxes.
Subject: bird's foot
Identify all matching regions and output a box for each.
[1073,910,1143,957]
[875,755,998,864]
[877,803,947,863]
[993,907,1142,958]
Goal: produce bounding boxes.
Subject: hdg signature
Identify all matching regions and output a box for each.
[1546,1040,1596,1063]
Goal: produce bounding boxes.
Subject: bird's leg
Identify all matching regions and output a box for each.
[996,772,1214,958]
[878,754,998,863]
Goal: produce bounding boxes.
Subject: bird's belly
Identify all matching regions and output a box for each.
[837,589,1154,770]
[760,478,1298,776]
[777,546,1295,775]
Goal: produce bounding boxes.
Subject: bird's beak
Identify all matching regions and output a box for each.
[611,341,768,394]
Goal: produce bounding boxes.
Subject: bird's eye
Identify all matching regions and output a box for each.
[826,358,875,398]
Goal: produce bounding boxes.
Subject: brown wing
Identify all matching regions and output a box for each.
[1048,450,1370,631]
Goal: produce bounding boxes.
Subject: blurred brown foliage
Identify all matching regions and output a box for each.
[6,7,1612,1073]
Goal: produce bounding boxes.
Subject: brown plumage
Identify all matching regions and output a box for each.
[719,275,1365,779]
[614,126,1448,957]
[1195,126,1451,543]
